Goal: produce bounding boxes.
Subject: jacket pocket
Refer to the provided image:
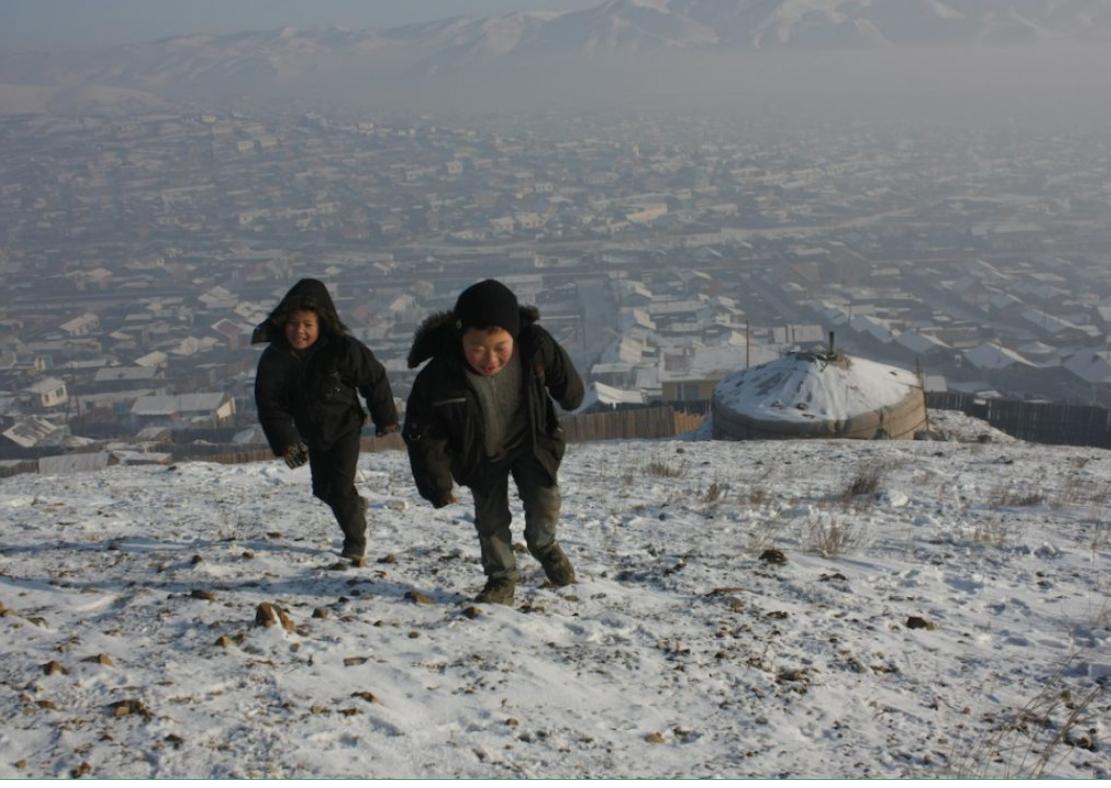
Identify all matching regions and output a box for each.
[540,425,566,464]
[432,397,470,452]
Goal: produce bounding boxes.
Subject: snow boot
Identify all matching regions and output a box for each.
[340,497,368,560]
[475,576,516,605]
[537,542,575,587]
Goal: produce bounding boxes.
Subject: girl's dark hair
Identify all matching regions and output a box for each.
[279,298,346,337]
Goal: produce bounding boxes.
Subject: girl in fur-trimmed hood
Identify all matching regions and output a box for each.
[253,278,398,562]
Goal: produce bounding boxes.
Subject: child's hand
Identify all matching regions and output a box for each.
[376,423,399,437]
[434,494,458,509]
[283,442,308,469]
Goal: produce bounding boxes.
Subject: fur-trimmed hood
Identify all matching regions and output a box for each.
[251,278,348,346]
[407,305,540,369]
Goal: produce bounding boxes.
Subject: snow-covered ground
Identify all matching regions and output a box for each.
[1,418,1107,779]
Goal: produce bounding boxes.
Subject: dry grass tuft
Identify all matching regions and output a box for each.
[990,483,1045,508]
[1054,477,1109,510]
[1053,475,1086,508]
[1090,521,1111,558]
[840,463,883,503]
[956,672,1104,778]
[971,517,1009,547]
[745,520,780,556]
[703,481,728,504]
[748,486,770,506]
[645,457,686,479]
[804,514,861,558]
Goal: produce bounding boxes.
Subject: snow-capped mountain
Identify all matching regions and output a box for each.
[2,0,1109,112]
[588,0,1111,50]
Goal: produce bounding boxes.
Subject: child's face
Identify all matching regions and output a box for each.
[284,309,320,351]
[462,327,514,377]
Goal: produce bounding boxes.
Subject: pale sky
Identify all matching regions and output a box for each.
[0,0,604,50]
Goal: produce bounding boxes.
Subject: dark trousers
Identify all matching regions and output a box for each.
[308,430,366,551]
[471,448,561,581]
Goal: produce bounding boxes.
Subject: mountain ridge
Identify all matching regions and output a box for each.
[2,0,1110,113]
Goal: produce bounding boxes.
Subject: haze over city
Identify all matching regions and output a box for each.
[3,0,1111,459]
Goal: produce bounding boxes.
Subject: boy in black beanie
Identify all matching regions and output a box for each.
[404,279,584,604]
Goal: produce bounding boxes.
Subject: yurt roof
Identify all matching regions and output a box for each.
[714,352,921,425]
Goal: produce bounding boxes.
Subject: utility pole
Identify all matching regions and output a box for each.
[916,356,930,432]
[745,319,750,369]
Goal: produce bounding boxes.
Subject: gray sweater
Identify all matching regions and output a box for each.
[465,352,528,461]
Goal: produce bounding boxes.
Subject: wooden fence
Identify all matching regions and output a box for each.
[179,432,406,465]
[174,409,702,466]
[561,406,705,444]
[0,459,40,479]
[927,392,1111,449]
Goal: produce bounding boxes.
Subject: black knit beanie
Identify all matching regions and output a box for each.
[454,279,520,338]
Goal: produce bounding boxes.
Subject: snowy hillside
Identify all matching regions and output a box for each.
[0,416,1107,778]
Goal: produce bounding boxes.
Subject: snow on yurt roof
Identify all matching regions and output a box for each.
[714,352,920,425]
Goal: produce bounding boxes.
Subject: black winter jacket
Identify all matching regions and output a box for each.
[253,279,398,455]
[403,306,584,507]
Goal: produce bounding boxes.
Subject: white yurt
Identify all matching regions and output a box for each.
[711,351,927,441]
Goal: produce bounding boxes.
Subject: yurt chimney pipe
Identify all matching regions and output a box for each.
[828,331,835,357]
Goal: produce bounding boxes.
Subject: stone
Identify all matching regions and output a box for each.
[42,660,66,676]
[255,602,295,633]
[109,699,152,720]
[759,549,787,565]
